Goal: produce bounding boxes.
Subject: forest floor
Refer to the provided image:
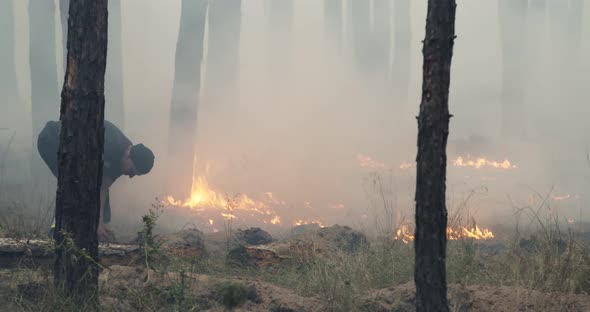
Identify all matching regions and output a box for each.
[2,209,590,311]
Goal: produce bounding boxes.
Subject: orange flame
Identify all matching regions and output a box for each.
[293,219,327,228]
[394,224,494,243]
[165,175,282,224]
[452,156,516,169]
[357,154,386,169]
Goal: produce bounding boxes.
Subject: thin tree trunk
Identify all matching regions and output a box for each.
[29,0,59,141]
[324,0,343,50]
[0,0,21,131]
[392,0,412,105]
[54,0,108,303]
[499,0,527,139]
[167,0,208,200]
[568,0,583,65]
[414,0,456,311]
[266,0,293,82]
[348,0,372,73]
[105,0,125,128]
[373,0,392,80]
[206,0,241,95]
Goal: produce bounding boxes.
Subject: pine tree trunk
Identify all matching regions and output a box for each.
[60,0,124,128]
[373,0,392,80]
[53,0,108,303]
[499,0,527,139]
[60,0,70,72]
[347,0,372,73]
[206,0,241,94]
[392,0,412,105]
[324,0,343,50]
[29,0,59,142]
[105,0,125,128]
[266,0,293,78]
[167,0,208,200]
[0,0,22,131]
[414,0,456,311]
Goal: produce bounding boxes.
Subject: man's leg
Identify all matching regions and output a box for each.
[103,190,111,224]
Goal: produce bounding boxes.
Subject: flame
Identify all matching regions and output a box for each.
[270,215,281,225]
[453,156,516,169]
[399,162,414,170]
[293,219,327,228]
[357,154,386,169]
[165,175,282,225]
[394,224,494,244]
[552,194,572,201]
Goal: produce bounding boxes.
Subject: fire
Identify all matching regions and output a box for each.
[399,162,414,170]
[293,219,327,228]
[165,175,282,225]
[452,156,516,169]
[357,154,386,169]
[394,224,494,244]
[270,215,281,225]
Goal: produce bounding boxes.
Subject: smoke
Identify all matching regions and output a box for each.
[2,0,590,237]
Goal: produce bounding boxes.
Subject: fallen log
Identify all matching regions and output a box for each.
[0,238,142,268]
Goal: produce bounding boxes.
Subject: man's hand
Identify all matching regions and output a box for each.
[97,223,108,241]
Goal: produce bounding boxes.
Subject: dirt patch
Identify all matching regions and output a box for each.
[355,282,590,312]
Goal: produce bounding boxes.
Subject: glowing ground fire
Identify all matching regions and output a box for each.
[359,154,517,171]
[165,176,283,224]
[165,175,327,228]
[394,224,495,244]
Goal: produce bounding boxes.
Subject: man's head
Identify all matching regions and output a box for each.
[122,144,155,178]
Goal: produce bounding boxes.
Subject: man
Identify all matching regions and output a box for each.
[37,120,155,240]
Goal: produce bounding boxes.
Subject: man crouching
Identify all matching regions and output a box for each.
[37,120,155,241]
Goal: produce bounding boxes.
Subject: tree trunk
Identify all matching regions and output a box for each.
[60,0,124,128]
[105,0,125,128]
[498,0,527,139]
[266,0,294,78]
[392,0,412,105]
[0,0,22,131]
[373,0,392,80]
[60,0,70,72]
[29,0,59,145]
[414,0,456,311]
[324,0,343,50]
[206,0,241,95]
[54,0,108,303]
[347,0,373,73]
[167,0,208,200]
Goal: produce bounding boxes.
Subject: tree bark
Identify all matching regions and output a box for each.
[104,0,125,128]
[324,0,343,50]
[29,0,59,144]
[60,0,70,72]
[60,0,124,128]
[54,0,108,303]
[414,0,456,311]
[392,0,412,105]
[0,0,22,131]
[167,0,208,200]
[498,0,528,139]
